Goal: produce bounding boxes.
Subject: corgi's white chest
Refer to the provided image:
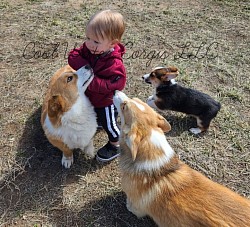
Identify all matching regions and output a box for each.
[44,95,97,149]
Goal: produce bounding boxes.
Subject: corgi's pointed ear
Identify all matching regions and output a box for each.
[162,67,179,81]
[48,95,66,118]
[125,133,138,161]
[157,114,171,132]
[168,66,178,72]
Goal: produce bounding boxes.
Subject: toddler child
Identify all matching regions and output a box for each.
[68,9,126,162]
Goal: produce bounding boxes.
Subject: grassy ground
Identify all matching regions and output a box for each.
[0,0,249,226]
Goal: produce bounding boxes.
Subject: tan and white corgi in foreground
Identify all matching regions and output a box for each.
[113,90,250,227]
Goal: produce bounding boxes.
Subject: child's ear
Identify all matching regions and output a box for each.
[110,39,119,47]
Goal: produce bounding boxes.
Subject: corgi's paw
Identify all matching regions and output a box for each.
[146,95,154,102]
[147,99,155,108]
[146,99,163,112]
[84,140,95,158]
[62,154,74,168]
[189,127,202,135]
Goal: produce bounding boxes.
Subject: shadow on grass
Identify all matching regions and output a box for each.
[162,112,198,137]
[0,106,200,226]
[0,106,105,224]
[50,191,157,227]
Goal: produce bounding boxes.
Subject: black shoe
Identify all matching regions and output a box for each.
[96,142,120,162]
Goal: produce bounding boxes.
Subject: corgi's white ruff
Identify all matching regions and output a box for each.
[133,129,174,172]
[44,95,96,150]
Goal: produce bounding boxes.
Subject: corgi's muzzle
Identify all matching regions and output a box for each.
[113,90,129,110]
[142,74,151,84]
[76,64,94,87]
[82,72,93,87]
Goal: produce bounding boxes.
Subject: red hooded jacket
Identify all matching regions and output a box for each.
[68,43,126,108]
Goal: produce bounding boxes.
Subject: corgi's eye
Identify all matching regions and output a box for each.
[67,76,73,83]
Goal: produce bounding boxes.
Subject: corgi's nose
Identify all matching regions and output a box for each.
[142,74,148,81]
[84,64,91,70]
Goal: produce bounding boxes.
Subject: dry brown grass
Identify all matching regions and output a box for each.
[0,0,249,226]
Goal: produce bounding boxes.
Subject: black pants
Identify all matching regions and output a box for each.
[95,104,120,142]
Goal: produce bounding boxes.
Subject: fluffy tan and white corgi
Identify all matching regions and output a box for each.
[113,90,250,227]
[41,65,97,168]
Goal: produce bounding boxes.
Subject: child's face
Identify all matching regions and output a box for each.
[85,28,115,55]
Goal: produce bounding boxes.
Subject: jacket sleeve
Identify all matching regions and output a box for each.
[87,59,126,94]
[68,44,90,70]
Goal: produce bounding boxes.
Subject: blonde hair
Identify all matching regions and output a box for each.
[86,10,125,42]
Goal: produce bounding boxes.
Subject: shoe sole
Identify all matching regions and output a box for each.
[96,153,120,162]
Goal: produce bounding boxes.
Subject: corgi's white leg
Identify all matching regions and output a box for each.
[189,117,205,134]
[147,95,154,102]
[84,139,95,158]
[146,98,162,112]
[189,128,202,134]
[62,154,74,168]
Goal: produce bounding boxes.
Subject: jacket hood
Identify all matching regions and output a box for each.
[114,43,125,57]
[100,43,125,61]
